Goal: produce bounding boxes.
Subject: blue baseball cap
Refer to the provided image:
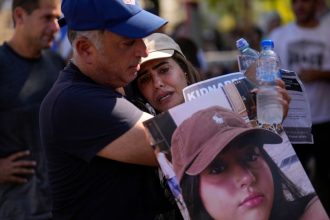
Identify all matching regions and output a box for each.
[59,0,167,38]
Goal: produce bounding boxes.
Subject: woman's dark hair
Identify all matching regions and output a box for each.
[125,51,202,114]
[180,144,315,220]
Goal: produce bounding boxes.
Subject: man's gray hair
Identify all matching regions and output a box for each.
[68,29,104,52]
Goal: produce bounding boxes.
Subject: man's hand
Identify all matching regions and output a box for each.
[0,150,36,184]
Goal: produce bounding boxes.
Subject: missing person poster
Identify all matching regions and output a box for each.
[143,83,328,220]
[183,71,313,144]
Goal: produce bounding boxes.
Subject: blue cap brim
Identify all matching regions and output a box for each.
[108,10,167,38]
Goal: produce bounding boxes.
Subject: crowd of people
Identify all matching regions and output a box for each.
[0,0,329,219]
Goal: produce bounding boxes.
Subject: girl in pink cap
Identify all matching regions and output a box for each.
[170,106,328,220]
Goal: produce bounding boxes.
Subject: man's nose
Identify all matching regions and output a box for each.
[49,18,60,33]
[136,39,148,58]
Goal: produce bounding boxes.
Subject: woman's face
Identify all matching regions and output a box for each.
[136,58,188,112]
[199,145,274,220]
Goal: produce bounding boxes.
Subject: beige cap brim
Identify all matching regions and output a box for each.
[141,49,175,65]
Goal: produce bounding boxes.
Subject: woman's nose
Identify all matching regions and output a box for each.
[152,74,164,89]
[234,165,256,188]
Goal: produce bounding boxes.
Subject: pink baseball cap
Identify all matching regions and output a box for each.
[171,106,282,182]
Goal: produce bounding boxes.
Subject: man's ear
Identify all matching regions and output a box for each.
[75,37,94,64]
[13,7,26,26]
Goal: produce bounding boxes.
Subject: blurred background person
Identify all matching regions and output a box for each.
[50,25,72,62]
[316,0,330,21]
[0,0,65,219]
[174,36,208,77]
[262,11,283,38]
[269,0,330,214]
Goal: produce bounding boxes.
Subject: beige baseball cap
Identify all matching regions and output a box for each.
[171,106,282,182]
[141,33,185,65]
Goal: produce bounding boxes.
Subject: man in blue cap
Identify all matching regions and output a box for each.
[39,0,173,219]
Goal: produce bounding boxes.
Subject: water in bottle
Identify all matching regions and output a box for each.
[256,39,283,124]
[236,38,259,73]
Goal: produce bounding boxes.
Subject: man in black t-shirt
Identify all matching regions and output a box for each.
[0,0,64,219]
[39,0,174,219]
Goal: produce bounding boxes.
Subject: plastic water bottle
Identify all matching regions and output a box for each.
[256,39,283,124]
[236,38,259,73]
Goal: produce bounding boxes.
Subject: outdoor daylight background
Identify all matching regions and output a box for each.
[1,0,329,77]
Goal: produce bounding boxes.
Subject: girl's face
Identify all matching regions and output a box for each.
[137,58,188,112]
[199,145,274,220]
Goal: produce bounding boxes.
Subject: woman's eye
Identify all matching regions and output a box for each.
[138,74,151,85]
[245,153,259,162]
[243,147,260,163]
[158,66,169,74]
[208,161,226,174]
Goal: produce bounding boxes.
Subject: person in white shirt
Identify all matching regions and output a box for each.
[269,0,330,215]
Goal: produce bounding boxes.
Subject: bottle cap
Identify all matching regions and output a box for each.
[236,38,249,50]
[261,39,274,49]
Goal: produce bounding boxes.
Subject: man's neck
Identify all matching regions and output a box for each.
[8,34,42,59]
